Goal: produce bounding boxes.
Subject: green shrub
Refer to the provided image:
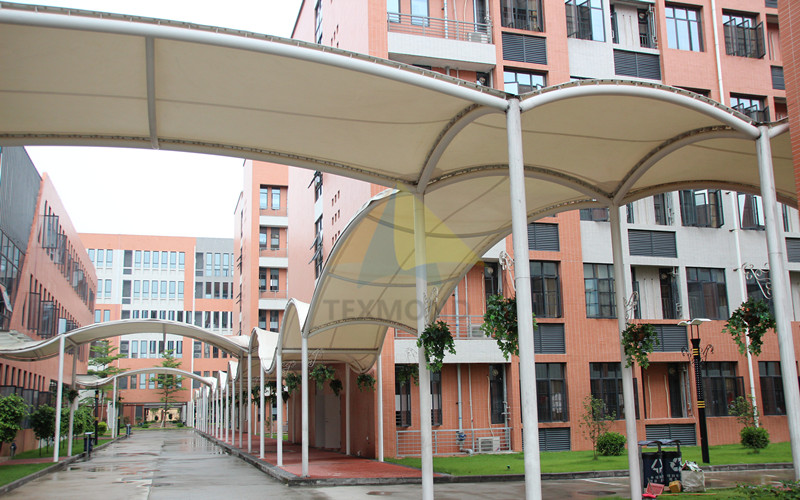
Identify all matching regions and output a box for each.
[176,421,184,428]
[141,422,150,429]
[741,426,769,453]
[97,422,108,435]
[597,431,626,456]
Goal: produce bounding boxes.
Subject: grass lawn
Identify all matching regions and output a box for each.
[0,463,52,487]
[385,442,792,476]
[10,437,114,461]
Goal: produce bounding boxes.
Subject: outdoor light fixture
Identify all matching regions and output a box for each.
[678,318,711,463]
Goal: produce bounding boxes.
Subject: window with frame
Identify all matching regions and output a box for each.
[501,0,543,32]
[387,0,400,23]
[536,363,568,422]
[679,189,724,228]
[504,70,546,95]
[395,365,412,427]
[313,216,324,279]
[580,208,609,221]
[783,205,793,233]
[653,193,672,225]
[702,362,744,416]
[584,263,615,318]
[314,0,323,44]
[531,261,561,318]
[665,4,703,52]
[270,310,279,331]
[271,228,280,250]
[730,95,769,122]
[723,12,764,59]
[759,361,785,415]
[565,0,605,42]
[737,193,765,230]
[411,0,429,26]
[258,310,267,330]
[686,267,728,319]
[430,370,442,426]
[271,187,281,210]
[259,268,267,292]
[590,362,625,419]
[161,251,168,269]
[259,185,268,209]
[270,269,279,292]
[489,364,506,424]
[259,228,268,249]
[134,250,142,268]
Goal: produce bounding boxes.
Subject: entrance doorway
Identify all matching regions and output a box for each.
[314,391,341,449]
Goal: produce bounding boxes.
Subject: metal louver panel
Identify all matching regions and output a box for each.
[614,50,661,80]
[528,223,560,251]
[653,325,687,352]
[766,0,777,7]
[534,323,565,354]
[772,66,785,90]
[787,238,800,263]
[502,32,547,64]
[628,230,677,257]
[539,427,571,451]
[646,424,696,446]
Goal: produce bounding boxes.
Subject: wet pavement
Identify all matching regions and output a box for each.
[2,430,793,499]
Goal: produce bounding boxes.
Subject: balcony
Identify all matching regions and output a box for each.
[259,246,287,259]
[259,289,288,300]
[395,314,486,339]
[387,13,496,72]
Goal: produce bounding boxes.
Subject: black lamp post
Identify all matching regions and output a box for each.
[94,389,99,445]
[679,318,711,463]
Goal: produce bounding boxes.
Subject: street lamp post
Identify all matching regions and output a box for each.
[94,390,100,445]
[679,318,711,463]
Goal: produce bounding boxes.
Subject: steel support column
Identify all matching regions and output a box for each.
[247,351,252,453]
[277,348,283,465]
[301,334,309,476]
[53,335,65,463]
[377,355,384,462]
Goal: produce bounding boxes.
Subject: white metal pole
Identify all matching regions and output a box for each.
[112,378,117,438]
[756,126,800,479]
[413,193,435,500]
[506,97,542,499]
[377,355,384,462]
[276,349,283,466]
[230,378,234,442]
[225,384,229,443]
[239,360,243,448]
[67,351,77,456]
[345,364,351,455]
[53,335,65,463]
[301,334,309,477]
[247,351,252,453]
[260,360,265,459]
[609,206,643,500]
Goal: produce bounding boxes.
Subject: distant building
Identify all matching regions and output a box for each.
[0,146,96,454]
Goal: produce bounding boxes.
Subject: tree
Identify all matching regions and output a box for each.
[581,395,615,460]
[0,394,29,453]
[29,405,56,455]
[151,349,186,427]
[88,340,126,399]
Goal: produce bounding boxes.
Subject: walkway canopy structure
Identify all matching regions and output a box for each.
[0,3,798,500]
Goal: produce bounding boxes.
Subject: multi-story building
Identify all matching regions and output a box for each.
[230,0,800,458]
[79,234,235,424]
[0,147,96,454]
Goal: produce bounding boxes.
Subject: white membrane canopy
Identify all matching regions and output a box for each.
[78,367,215,389]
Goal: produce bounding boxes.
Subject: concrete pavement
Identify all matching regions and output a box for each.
[2,430,793,499]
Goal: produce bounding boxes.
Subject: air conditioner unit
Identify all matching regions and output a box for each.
[477,436,500,453]
[469,325,484,338]
[467,31,489,43]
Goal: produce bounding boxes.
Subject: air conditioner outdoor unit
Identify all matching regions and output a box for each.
[477,436,500,453]
[469,325,484,337]
[467,31,489,43]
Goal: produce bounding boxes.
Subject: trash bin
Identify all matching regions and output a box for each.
[638,439,682,489]
[84,432,94,458]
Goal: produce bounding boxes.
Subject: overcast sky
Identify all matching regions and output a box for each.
[19,0,302,239]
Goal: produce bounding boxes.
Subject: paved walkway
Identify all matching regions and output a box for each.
[2,430,793,499]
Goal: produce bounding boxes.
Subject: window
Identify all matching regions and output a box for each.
[193,341,201,359]
[590,363,626,419]
[152,250,159,268]
[205,252,212,276]
[430,371,442,426]
[314,0,323,43]
[104,279,112,298]
[259,268,267,292]
[410,0,428,26]
[139,373,146,389]
[387,0,400,23]
[103,310,110,322]
[133,280,141,299]
[737,193,765,230]
[259,228,268,248]
[179,252,185,271]
[120,341,129,357]
[504,70,545,95]
[566,0,605,42]
[536,363,567,422]
[680,189,724,228]
[170,252,177,270]
[723,12,764,59]
[178,281,184,300]
[214,253,221,276]
[580,208,609,221]
[88,248,95,263]
[142,280,149,299]
[143,251,150,267]
[653,193,672,225]
[130,340,138,359]
[530,261,561,318]
[271,187,281,210]
[702,362,743,417]
[759,361,785,415]
[106,249,113,266]
[195,252,203,276]
[489,364,506,424]
[160,280,167,299]
[313,216,324,279]
[665,5,703,51]
[772,66,785,90]
[395,366,412,427]
[730,94,768,122]
[258,310,267,330]
[97,280,103,298]
[222,253,229,277]
[259,185,268,209]
[134,250,142,268]
[584,263,615,318]
[270,310,279,330]
[169,281,176,299]
[270,269,279,292]
[686,267,728,319]
[501,0,543,32]
[271,228,280,250]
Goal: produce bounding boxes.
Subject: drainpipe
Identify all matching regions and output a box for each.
[709,0,726,103]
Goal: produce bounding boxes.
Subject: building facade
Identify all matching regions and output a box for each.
[79,233,236,424]
[0,147,96,454]
[232,0,800,457]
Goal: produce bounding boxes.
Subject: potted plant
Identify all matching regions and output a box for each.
[356,373,376,391]
[621,322,659,369]
[723,298,776,356]
[481,294,536,360]
[284,372,301,396]
[309,364,336,390]
[417,320,456,372]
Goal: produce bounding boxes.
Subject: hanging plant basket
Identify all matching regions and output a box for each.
[417,320,456,372]
[723,298,776,356]
[621,323,659,369]
[310,364,336,390]
[481,294,536,360]
[329,378,343,396]
[357,373,376,392]
[284,372,301,396]
[395,364,419,386]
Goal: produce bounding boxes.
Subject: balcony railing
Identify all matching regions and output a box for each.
[259,246,288,258]
[396,426,511,456]
[387,13,492,44]
[259,289,288,300]
[395,314,487,339]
